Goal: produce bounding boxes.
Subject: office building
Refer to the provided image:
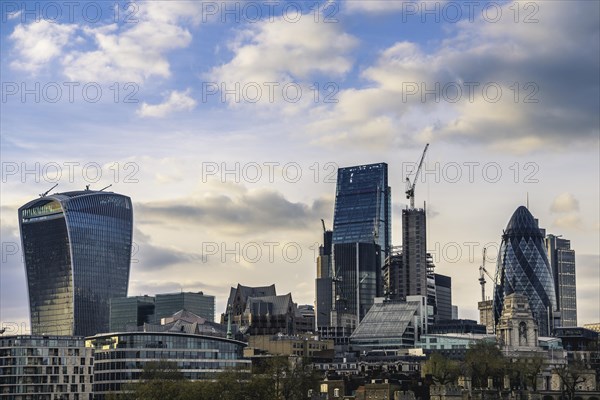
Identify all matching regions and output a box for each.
[332,163,391,260]
[331,242,381,330]
[154,292,215,322]
[88,330,249,398]
[109,295,155,332]
[315,229,333,328]
[546,234,577,327]
[349,296,429,352]
[247,334,333,357]
[0,335,94,399]
[493,206,557,336]
[434,274,452,322]
[19,189,133,336]
[382,247,402,299]
[478,299,494,334]
[330,163,390,328]
[400,208,427,299]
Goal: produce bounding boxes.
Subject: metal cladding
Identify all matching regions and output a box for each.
[493,206,557,336]
[19,190,133,337]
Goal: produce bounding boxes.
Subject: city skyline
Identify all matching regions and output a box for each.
[1,1,599,333]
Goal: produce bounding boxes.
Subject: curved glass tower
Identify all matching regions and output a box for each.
[19,190,133,336]
[493,206,556,336]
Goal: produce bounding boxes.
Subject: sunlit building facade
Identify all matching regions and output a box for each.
[331,163,390,328]
[493,206,557,336]
[19,189,133,337]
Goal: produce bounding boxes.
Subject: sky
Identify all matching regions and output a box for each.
[0,0,599,333]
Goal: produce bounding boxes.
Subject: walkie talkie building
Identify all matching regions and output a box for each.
[493,206,557,336]
[19,189,133,337]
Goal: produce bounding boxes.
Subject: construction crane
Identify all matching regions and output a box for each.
[405,143,429,209]
[479,247,490,301]
[39,183,58,198]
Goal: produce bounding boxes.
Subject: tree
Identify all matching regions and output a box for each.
[554,359,589,400]
[423,353,460,385]
[464,341,506,389]
[508,355,545,391]
[130,360,186,400]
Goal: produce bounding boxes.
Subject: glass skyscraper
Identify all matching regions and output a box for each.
[330,163,390,328]
[332,163,391,257]
[546,234,577,327]
[493,206,557,336]
[19,189,133,337]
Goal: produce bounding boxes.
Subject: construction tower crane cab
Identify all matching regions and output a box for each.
[405,143,429,209]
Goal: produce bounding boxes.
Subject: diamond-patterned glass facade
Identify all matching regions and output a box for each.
[493,206,557,336]
[19,190,133,337]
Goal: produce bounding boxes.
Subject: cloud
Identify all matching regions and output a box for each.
[137,89,197,118]
[344,0,444,14]
[8,2,204,83]
[208,11,357,107]
[136,188,333,235]
[9,20,77,73]
[309,1,600,152]
[552,214,584,231]
[550,193,580,214]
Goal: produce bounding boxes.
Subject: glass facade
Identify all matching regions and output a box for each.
[86,332,250,398]
[493,206,557,336]
[333,243,382,324]
[332,163,391,259]
[434,273,452,322]
[109,296,155,332]
[546,235,577,327]
[154,292,215,323]
[331,163,390,328]
[19,190,133,337]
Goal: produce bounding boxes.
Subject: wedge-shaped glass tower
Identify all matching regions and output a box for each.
[19,189,133,336]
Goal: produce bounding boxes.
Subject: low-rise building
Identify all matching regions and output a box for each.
[0,335,94,400]
[248,334,333,357]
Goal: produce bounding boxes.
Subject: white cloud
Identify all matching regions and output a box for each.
[344,0,444,14]
[137,89,197,118]
[550,192,580,214]
[552,214,584,231]
[309,1,600,152]
[9,20,77,73]
[208,13,357,107]
[9,2,204,83]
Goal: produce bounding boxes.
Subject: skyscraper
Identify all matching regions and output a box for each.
[400,208,427,299]
[315,228,333,328]
[434,273,452,322]
[493,206,557,336]
[330,163,390,328]
[332,163,391,260]
[19,189,133,336]
[546,234,577,327]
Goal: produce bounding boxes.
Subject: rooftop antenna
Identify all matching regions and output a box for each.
[39,183,58,197]
[526,192,529,209]
[99,184,112,192]
[321,219,327,233]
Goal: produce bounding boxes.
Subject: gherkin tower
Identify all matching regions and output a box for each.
[493,206,557,336]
